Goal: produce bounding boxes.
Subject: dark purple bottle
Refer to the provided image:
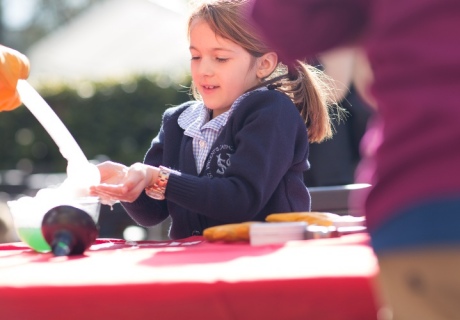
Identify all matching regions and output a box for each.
[41,205,98,256]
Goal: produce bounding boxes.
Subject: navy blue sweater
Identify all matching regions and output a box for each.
[122,88,311,239]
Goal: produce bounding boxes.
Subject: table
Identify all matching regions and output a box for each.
[0,233,379,320]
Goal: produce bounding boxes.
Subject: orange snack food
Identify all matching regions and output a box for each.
[203,222,258,242]
[265,212,337,226]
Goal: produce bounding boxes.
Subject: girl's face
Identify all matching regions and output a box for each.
[189,19,260,117]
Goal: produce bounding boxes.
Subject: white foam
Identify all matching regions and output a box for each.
[17,80,101,197]
[10,81,102,227]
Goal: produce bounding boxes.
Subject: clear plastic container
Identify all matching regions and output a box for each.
[7,195,100,253]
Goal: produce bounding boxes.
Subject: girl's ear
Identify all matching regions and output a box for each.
[256,52,278,79]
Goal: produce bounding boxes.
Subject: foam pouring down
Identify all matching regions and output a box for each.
[16,80,100,195]
[8,81,101,253]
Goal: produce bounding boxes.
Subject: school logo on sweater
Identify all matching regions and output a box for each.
[205,144,234,177]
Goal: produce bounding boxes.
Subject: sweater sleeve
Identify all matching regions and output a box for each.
[164,91,309,223]
[120,108,177,227]
[250,0,371,63]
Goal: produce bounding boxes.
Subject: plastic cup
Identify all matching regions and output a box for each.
[7,196,100,253]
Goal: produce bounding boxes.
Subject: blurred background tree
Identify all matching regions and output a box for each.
[0,75,190,174]
[1,0,191,175]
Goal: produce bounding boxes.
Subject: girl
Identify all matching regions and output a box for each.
[251,1,460,319]
[90,0,338,240]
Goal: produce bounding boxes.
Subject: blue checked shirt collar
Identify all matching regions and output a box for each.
[178,88,267,173]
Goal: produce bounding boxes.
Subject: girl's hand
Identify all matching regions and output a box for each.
[97,161,129,185]
[89,161,128,204]
[90,162,157,203]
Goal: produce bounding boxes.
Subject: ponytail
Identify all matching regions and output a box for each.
[262,61,342,143]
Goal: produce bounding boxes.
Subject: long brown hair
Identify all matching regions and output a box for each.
[188,0,341,143]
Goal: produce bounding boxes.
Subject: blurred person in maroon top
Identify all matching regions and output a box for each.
[251,1,460,319]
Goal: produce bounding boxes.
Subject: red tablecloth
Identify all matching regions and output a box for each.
[0,233,379,320]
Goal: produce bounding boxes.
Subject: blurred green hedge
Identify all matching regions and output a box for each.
[0,75,191,173]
